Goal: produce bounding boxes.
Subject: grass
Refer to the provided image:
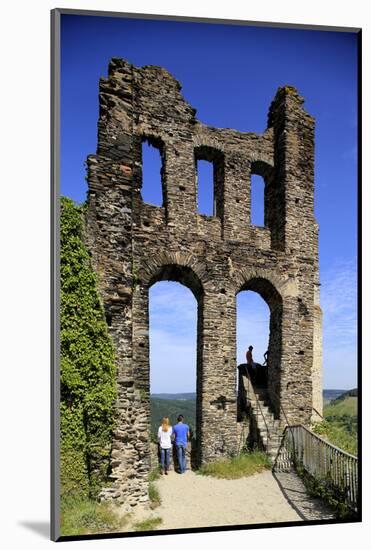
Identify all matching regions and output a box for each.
[60,495,130,536]
[196,450,271,479]
[148,467,161,481]
[134,517,163,532]
[148,482,161,509]
[325,396,357,418]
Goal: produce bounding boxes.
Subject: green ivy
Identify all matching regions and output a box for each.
[60,197,117,499]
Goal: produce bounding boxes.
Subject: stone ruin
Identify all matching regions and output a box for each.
[84,58,323,507]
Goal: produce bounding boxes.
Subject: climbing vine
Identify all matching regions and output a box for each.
[60,197,117,499]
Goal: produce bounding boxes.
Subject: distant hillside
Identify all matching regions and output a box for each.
[333,388,357,401]
[150,397,196,440]
[152,390,350,404]
[151,390,355,406]
[323,389,347,404]
[152,392,196,401]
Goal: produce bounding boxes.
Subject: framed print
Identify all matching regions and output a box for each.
[51,8,361,541]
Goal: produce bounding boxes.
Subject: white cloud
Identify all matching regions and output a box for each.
[149,282,197,393]
[149,282,197,337]
[320,258,358,388]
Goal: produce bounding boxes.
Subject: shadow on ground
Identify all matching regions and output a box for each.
[273,471,336,521]
[18,521,50,539]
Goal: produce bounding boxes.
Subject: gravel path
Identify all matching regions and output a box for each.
[147,469,335,530]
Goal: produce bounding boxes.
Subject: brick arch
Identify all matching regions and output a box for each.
[138,251,207,294]
[193,135,226,152]
[232,267,288,297]
[238,275,282,309]
[250,157,274,174]
[148,264,203,301]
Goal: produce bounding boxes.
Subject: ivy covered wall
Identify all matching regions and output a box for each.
[60,197,117,499]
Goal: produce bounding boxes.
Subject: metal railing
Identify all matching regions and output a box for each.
[274,424,358,511]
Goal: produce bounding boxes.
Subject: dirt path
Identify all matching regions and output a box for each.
[143,469,335,530]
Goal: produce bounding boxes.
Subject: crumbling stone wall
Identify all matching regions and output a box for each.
[85,58,322,507]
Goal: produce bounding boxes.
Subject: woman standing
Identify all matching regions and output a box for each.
[157,417,173,475]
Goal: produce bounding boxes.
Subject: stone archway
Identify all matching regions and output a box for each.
[135,263,205,467]
[236,276,283,415]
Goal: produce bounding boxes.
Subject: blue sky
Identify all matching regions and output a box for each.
[61,14,358,391]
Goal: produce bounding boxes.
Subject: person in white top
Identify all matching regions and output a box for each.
[157,417,173,475]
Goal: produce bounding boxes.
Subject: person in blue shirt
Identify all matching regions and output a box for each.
[172,415,190,474]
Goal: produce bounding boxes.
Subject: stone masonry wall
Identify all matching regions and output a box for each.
[84,59,321,507]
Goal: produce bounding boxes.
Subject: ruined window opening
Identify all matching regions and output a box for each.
[196,160,214,215]
[251,174,265,227]
[141,137,165,207]
[195,146,224,218]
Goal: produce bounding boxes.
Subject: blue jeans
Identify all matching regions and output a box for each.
[160,448,171,470]
[176,444,187,473]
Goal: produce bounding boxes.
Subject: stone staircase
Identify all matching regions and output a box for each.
[238,367,285,463]
[248,386,285,462]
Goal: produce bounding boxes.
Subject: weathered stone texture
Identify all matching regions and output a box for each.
[85,59,322,506]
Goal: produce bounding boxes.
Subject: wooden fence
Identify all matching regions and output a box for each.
[274,424,358,511]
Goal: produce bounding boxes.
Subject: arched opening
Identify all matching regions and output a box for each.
[236,277,283,415]
[141,136,166,207]
[237,290,270,376]
[148,265,204,470]
[195,146,224,218]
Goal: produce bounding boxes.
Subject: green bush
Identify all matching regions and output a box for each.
[60,197,117,499]
[312,419,357,456]
[312,394,358,456]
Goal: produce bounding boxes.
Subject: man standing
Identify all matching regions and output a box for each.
[172,415,190,474]
[246,345,260,383]
[246,345,258,369]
